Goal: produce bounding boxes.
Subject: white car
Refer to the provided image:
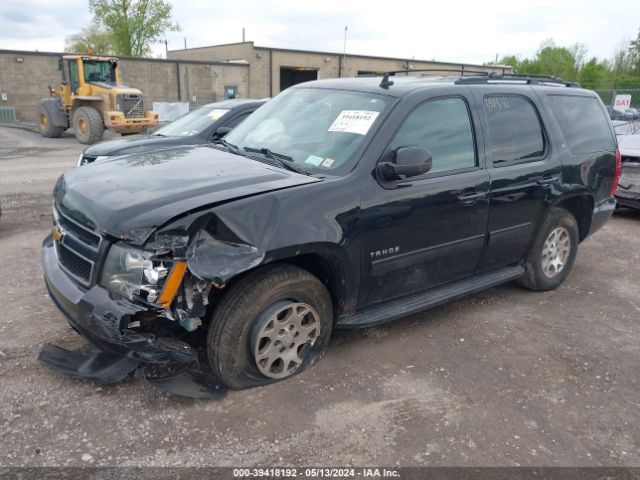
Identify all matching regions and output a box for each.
[614,121,640,209]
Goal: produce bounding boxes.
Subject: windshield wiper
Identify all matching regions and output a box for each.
[243,147,293,162]
[242,147,307,174]
[214,138,244,156]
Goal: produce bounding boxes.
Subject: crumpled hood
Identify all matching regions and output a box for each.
[83,134,193,157]
[54,145,321,243]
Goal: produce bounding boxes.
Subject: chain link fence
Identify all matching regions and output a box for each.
[594,88,640,109]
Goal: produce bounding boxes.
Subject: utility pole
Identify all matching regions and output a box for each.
[164,39,168,58]
[242,28,246,42]
[184,37,187,50]
[342,25,348,78]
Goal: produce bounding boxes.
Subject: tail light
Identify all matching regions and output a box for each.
[611,148,622,196]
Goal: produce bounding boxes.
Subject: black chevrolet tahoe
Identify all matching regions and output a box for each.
[40,74,620,397]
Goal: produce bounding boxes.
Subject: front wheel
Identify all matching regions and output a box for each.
[517,207,579,291]
[207,264,333,389]
[72,107,104,145]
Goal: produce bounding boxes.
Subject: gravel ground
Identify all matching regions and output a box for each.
[0,126,639,468]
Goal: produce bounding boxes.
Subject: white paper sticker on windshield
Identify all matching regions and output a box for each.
[209,109,230,120]
[328,110,380,135]
[305,155,324,166]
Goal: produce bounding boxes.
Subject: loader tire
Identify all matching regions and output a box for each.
[72,107,104,145]
[37,104,64,138]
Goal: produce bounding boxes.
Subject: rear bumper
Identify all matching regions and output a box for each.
[615,194,640,209]
[585,196,616,239]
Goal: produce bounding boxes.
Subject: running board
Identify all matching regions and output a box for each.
[336,265,525,329]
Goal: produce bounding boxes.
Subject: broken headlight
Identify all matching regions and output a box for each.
[100,243,168,303]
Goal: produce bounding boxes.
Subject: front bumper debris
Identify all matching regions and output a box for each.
[38,343,138,385]
[40,236,225,398]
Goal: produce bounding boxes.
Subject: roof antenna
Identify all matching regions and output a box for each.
[380,72,394,89]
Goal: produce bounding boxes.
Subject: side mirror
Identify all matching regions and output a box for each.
[213,126,232,138]
[377,146,433,181]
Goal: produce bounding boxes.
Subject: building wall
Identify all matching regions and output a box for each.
[0,50,249,121]
[0,52,61,122]
[169,43,262,97]
[169,42,512,98]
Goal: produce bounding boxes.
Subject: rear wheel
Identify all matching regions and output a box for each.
[37,104,64,138]
[207,264,333,389]
[517,207,579,291]
[72,107,104,145]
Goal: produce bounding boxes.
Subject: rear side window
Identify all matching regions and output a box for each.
[483,95,545,165]
[547,95,616,154]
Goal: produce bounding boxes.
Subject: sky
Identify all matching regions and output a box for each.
[1,0,639,65]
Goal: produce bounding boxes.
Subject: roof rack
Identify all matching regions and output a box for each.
[381,67,509,77]
[377,67,509,89]
[454,73,580,88]
[375,68,580,89]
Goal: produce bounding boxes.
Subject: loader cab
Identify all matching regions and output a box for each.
[59,56,120,95]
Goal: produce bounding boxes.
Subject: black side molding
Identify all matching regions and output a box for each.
[336,265,525,329]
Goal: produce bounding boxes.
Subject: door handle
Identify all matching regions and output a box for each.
[537,174,560,185]
[457,190,486,205]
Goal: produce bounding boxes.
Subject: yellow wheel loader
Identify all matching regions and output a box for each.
[37,55,159,144]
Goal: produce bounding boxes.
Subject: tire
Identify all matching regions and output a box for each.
[517,207,579,292]
[72,107,104,145]
[207,264,333,390]
[37,103,64,138]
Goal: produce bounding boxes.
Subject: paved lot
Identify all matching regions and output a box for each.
[1,125,639,467]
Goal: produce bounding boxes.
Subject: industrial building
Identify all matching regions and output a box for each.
[0,44,509,122]
[168,41,511,98]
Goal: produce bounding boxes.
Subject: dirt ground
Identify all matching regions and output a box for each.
[1,125,639,468]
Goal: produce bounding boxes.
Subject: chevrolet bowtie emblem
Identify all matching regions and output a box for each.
[52,225,64,242]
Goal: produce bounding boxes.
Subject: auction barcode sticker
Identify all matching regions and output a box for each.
[328,110,380,135]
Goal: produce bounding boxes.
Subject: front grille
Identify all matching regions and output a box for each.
[57,211,100,247]
[54,206,102,286]
[117,93,145,119]
[58,246,92,280]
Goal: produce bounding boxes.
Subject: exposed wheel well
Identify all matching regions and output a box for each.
[206,254,348,325]
[282,254,341,314]
[553,195,594,241]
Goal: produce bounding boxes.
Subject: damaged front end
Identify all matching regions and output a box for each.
[39,208,265,398]
[616,159,640,209]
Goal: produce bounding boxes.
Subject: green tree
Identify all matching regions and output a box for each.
[89,0,180,57]
[533,41,578,80]
[496,54,521,71]
[577,58,607,89]
[615,74,640,89]
[65,23,115,54]
[629,28,640,73]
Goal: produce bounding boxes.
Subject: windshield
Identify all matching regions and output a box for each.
[83,60,116,83]
[225,87,393,174]
[155,107,230,137]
